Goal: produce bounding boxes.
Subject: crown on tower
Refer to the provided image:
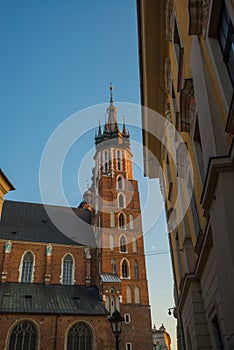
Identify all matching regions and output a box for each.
[95,84,130,148]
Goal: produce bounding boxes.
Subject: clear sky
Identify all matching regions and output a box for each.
[0,1,177,348]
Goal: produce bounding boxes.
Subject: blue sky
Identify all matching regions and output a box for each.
[0,1,177,348]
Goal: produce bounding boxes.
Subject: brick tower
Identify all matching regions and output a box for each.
[91,86,152,349]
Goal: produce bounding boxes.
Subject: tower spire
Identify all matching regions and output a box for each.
[110,82,113,103]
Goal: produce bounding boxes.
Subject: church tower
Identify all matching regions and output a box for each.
[92,86,152,349]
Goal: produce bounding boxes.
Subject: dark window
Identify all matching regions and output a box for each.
[117,150,122,171]
[62,254,74,285]
[119,194,124,208]
[21,252,34,283]
[8,321,37,350]
[119,213,125,229]
[111,258,116,273]
[125,314,131,323]
[134,260,139,279]
[193,117,205,184]
[120,236,127,252]
[173,17,181,63]
[67,322,93,350]
[117,176,123,189]
[104,162,108,172]
[122,259,129,278]
[218,1,234,86]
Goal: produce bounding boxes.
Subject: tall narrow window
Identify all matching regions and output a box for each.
[111,258,116,273]
[129,214,134,229]
[119,213,125,229]
[8,321,37,350]
[117,176,123,189]
[218,1,234,86]
[132,236,137,253]
[173,17,182,64]
[193,118,205,184]
[126,286,132,303]
[21,251,34,283]
[118,194,125,208]
[116,296,120,311]
[110,212,115,228]
[134,286,140,304]
[110,234,114,251]
[120,235,127,253]
[104,151,108,172]
[134,260,139,279]
[188,175,201,239]
[122,259,129,278]
[67,322,93,350]
[62,254,74,285]
[117,150,122,171]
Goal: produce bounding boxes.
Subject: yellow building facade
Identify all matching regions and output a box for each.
[137,0,234,349]
[0,169,15,217]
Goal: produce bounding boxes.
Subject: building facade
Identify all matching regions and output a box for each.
[137,0,234,349]
[0,90,152,350]
[152,324,171,350]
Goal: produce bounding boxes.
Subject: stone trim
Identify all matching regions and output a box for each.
[200,141,234,216]
[165,58,172,94]
[165,0,174,41]
[188,0,210,36]
[180,79,194,132]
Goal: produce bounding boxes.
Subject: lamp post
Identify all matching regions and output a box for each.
[108,309,125,350]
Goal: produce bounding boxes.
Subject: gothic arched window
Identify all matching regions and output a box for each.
[122,259,129,278]
[104,150,108,161]
[8,320,38,350]
[134,260,139,279]
[129,214,134,229]
[119,213,125,229]
[67,322,93,350]
[118,194,125,208]
[134,286,140,304]
[120,235,127,253]
[126,285,132,303]
[132,236,137,253]
[111,258,116,273]
[117,176,123,189]
[62,254,74,285]
[20,251,34,283]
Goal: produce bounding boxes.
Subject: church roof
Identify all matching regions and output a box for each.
[100,273,122,283]
[0,200,96,247]
[0,283,108,316]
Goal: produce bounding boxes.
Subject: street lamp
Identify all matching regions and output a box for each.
[108,309,125,350]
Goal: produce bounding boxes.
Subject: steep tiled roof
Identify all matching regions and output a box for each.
[0,283,108,315]
[0,200,96,247]
[100,273,121,283]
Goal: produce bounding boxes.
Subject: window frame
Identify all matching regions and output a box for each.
[66,321,94,350]
[61,253,75,286]
[19,251,35,283]
[7,319,39,350]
